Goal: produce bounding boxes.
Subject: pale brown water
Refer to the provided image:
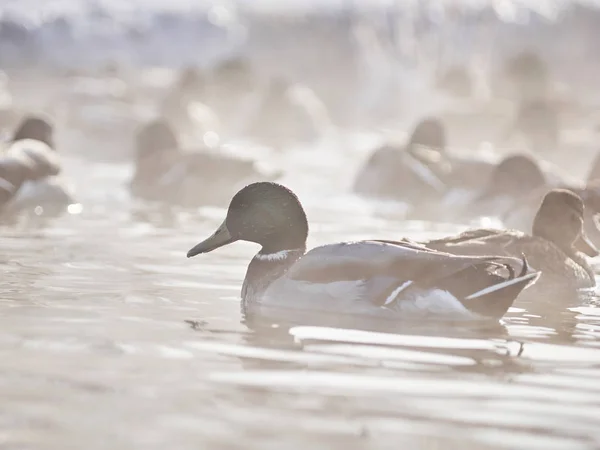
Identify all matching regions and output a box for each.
[2,138,600,450]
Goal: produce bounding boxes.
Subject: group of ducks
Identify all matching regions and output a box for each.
[1,112,598,327]
[159,58,326,150]
[186,52,600,326]
[354,116,600,223]
[129,118,281,207]
[2,50,599,328]
[131,58,326,206]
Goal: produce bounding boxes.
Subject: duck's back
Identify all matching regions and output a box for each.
[427,230,592,290]
[252,240,533,322]
[177,152,267,207]
[252,242,425,321]
[500,235,593,293]
[353,145,446,203]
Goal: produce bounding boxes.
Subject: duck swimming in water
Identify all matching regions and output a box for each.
[1,115,76,217]
[243,76,324,150]
[187,182,538,323]
[502,51,550,101]
[461,154,548,221]
[425,189,597,297]
[511,99,560,157]
[160,66,221,143]
[203,57,261,138]
[494,155,600,249]
[130,119,281,207]
[435,65,473,98]
[353,117,451,204]
[354,117,499,219]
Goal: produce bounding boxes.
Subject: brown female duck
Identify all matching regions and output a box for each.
[130,119,280,207]
[424,189,597,294]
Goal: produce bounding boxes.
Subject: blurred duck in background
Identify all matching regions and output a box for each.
[353,117,498,218]
[458,154,549,221]
[160,66,221,146]
[509,99,560,158]
[129,119,281,207]
[1,115,77,218]
[424,189,597,301]
[353,117,451,205]
[435,65,473,99]
[243,76,327,150]
[161,67,206,121]
[202,57,262,140]
[433,62,512,153]
[502,51,550,102]
[502,147,600,246]
[499,50,587,166]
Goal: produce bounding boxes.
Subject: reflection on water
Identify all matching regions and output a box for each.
[1,146,600,450]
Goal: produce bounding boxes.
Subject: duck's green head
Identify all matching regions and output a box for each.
[12,115,54,149]
[187,182,308,257]
[533,189,598,257]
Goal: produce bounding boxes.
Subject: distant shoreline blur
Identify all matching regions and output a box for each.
[2,0,600,131]
[0,1,599,78]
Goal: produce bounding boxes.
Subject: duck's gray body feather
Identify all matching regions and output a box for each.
[244,241,535,321]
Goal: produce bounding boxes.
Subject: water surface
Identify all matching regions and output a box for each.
[2,141,600,450]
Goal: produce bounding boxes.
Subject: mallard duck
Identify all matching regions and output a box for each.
[130,119,281,207]
[425,189,596,295]
[243,77,323,150]
[462,154,548,220]
[353,117,452,203]
[1,115,76,217]
[160,66,221,143]
[512,99,560,156]
[186,182,538,322]
[502,51,550,101]
[502,182,600,251]
[204,57,260,135]
[435,65,473,98]
[353,117,499,218]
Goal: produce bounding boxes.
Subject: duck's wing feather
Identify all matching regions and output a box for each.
[253,241,537,321]
[286,240,522,287]
[427,229,506,245]
[425,229,527,255]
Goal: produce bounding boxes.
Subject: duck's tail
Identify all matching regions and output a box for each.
[457,255,540,318]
